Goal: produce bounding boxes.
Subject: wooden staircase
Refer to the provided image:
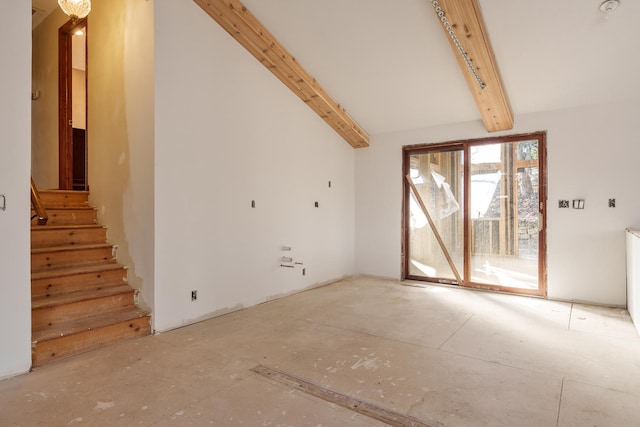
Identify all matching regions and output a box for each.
[31,190,150,367]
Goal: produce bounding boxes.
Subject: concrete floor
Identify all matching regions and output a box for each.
[1,276,639,426]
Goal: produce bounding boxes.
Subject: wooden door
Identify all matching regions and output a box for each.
[58,18,87,190]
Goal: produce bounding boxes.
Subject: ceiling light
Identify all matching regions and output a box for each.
[431,1,486,90]
[600,0,620,17]
[58,0,91,21]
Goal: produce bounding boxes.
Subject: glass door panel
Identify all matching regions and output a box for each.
[407,150,464,283]
[403,134,545,296]
[469,141,540,291]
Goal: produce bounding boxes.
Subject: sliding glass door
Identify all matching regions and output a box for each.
[405,148,465,284]
[403,133,546,296]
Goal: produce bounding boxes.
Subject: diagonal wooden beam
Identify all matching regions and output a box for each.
[193,0,369,148]
[432,0,513,132]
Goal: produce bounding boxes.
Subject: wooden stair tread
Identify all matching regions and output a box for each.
[31,262,125,280]
[38,188,89,195]
[33,307,150,343]
[30,187,151,366]
[33,206,95,210]
[31,224,105,231]
[37,190,89,198]
[32,284,135,310]
[31,242,112,254]
[35,190,89,208]
[31,206,98,227]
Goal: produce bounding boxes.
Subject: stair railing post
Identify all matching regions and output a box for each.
[30,178,49,225]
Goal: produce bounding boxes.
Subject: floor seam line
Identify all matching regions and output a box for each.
[436,347,563,379]
[314,321,446,352]
[556,377,565,427]
[251,364,434,427]
[438,314,473,350]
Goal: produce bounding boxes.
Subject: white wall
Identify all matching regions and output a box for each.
[31,8,68,189]
[154,1,355,331]
[123,0,155,311]
[626,230,640,335]
[0,1,32,379]
[356,98,640,306]
[72,69,86,130]
[87,0,155,311]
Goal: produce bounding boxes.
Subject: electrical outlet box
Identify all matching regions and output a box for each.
[558,200,569,208]
[191,290,197,301]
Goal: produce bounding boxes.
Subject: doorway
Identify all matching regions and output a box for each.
[58,18,88,191]
[402,132,547,296]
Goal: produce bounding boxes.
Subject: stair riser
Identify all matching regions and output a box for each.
[32,316,150,367]
[31,227,107,248]
[30,189,151,367]
[38,191,89,207]
[32,209,97,226]
[32,268,127,298]
[33,293,135,330]
[32,247,114,273]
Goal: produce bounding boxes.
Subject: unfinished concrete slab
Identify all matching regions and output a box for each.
[1,276,639,426]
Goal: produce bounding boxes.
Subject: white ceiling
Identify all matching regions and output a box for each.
[240,0,640,135]
[31,0,640,136]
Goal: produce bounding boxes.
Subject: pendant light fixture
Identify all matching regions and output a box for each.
[58,0,91,21]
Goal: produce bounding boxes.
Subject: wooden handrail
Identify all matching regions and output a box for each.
[30,178,48,225]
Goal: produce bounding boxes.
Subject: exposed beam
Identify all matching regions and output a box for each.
[193,0,369,148]
[433,0,513,132]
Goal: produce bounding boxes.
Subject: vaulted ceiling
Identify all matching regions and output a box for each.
[36,0,640,142]
[230,0,640,138]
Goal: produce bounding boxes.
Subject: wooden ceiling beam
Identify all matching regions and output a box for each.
[193,0,370,148]
[433,0,513,132]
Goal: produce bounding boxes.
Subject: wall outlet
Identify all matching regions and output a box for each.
[191,290,197,301]
[558,200,569,208]
[609,198,616,208]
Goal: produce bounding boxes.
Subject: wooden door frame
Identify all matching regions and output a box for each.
[401,131,548,297]
[58,18,87,190]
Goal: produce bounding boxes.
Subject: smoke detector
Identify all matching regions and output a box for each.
[600,0,620,17]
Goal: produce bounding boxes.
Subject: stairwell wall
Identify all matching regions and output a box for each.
[154,1,356,331]
[31,8,69,190]
[0,1,32,379]
[86,0,155,311]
